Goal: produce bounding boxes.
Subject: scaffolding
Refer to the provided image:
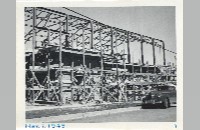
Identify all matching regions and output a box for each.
[25,7,177,105]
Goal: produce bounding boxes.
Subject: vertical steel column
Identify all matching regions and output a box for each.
[123,56,126,70]
[131,39,135,73]
[152,38,156,73]
[132,63,134,73]
[139,60,142,73]
[71,62,74,80]
[65,15,69,47]
[127,32,131,63]
[116,61,119,80]
[140,35,144,65]
[140,35,144,73]
[47,29,51,99]
[73,34,75,48]
[89,21,93,68]
[82,26,86,101]
[123,35,126,70]
[32,7,36,71]
[110,27,114,55]
[59,21,63,104]
[161,41,166,66]
[99,25,104,99]
[71,61,74,103]
[90,20,94,49]
[146,61,149,73]
[152,38,156,65]
[82,28,86,67]
[99,26,104,76]
[32,7,36,103]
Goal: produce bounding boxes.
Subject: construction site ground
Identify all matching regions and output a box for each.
[26,101,141,122]
[62,106,176,123]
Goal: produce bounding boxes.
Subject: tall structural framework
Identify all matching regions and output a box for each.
[24,7,177,105]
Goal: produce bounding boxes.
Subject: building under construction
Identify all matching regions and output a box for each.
[25,7,177,105]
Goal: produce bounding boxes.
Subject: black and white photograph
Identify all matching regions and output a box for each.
[24,6,177,123]
[16,1,183,129]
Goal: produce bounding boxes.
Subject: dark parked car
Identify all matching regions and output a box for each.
[141,85,176,109]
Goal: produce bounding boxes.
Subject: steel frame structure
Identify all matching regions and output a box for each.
[25,7,177,105]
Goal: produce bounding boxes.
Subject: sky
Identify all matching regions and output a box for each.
[40,7,176,65]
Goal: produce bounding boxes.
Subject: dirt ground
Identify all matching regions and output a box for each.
[59,106,176,122]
